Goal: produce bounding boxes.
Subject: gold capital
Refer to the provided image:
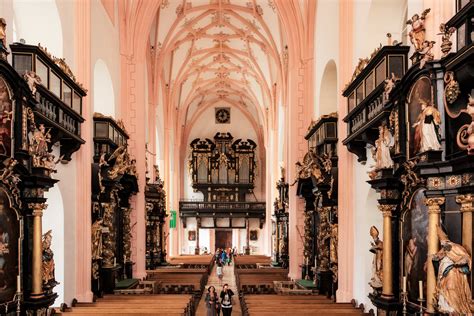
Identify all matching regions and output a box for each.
[378,204,395,217]
[425,197,445,214]
[456,194,474,213]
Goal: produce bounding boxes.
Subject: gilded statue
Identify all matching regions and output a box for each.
[413,100,441,153]
[23,71,42,95]
[29,123,52,168]
[42,230,58,290]
[407,9,431,52]
[418,40,435,69]
[371,124,393,170]
[330,223,338,264]
[369,226,383,291]
[432,226,472,314]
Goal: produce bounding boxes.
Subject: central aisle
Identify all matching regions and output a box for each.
[196,261,242,315]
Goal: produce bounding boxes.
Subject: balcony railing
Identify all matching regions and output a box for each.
[179,200,266,214]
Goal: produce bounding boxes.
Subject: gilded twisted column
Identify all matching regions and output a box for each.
[378,204,395,298]
[425,197,445,313]
[29,203,47,298]
[456,194,474,255]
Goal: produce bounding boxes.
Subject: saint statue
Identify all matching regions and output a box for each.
[404,237,418,294]
[432,226,472,314]
[42,230,58,290]
[372,124,393,170]
[369,226,383,291]
[412,100,441,154]
[407,9,431,52]
[464,95,474,155]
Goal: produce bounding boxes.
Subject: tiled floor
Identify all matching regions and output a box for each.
[196,263,242,316]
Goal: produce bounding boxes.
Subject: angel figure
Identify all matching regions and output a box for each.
[432,226,472,314]
[383,73,398,101]
[372,124,393,170]
[412,100,441,153]
[419,40,435,69]
[369,226,383,291]
[23,71,42,95]
[407,9,431,51]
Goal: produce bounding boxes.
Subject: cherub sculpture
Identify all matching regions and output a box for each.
[23,71,42,95]
[407,9,431,52]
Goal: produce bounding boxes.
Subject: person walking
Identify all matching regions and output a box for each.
[220,250,227,266]
[205,286,220,316]
[216,261,224,286]
[220,284,234,316]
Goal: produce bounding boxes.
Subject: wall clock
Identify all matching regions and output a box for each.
[215,107,230,124]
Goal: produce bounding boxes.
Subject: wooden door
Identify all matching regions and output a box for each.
[215,230,232,250]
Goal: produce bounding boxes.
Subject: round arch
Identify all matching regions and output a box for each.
[319,60,338,116]
[93,59,116,116]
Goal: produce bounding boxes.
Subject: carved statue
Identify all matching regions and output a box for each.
[330,223,338,264]
[438,23,456,58]
[383,73,397,101]
[42,230,58,290]
[432,226,472,314]
[108,145,134,179]
[372,124,393,170]
[407,9,431,52]
[101,199,116,267]
[413,100,441,153]
[23,71,42,95]
[418,40,435,69]
[369,226,383,291]
[0,18,6,59]
[463,95,474,155]
[29,123,52,168]
[91,218,104,260]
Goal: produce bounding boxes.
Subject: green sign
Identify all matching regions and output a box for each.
[169,210,176,229]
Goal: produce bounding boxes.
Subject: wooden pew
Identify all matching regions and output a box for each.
[241,295,372,316]
[65,294,194,316]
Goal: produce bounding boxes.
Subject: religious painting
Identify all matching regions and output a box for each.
[407,76,437,157]
[250,230,258,241]
[401,188,428,304]
[0,189,20,303]
[0,77,13,157]
[188,230,196,241]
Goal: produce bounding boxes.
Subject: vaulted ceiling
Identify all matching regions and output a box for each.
[148,0,287,132]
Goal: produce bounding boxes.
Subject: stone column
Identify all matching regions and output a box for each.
[425,197,445,313]
[456,194,474,255]
[195,217,201,255]
[29,203,46,298]
[245,218,250,255]
[378,204,395,298]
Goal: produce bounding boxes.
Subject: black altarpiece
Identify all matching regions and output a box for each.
[145,168,167,269]
[91,114,138,297]
[295,113,338,299]
[342,2,474,314]
[0,38,86,315]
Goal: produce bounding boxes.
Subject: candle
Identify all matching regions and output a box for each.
[17,275,21,292]
[314,257,317,268]
[124,255,126,263]
[402,276,407,293]
[418,280,423,300]
[305,257,308,266]
[114,258,116,266]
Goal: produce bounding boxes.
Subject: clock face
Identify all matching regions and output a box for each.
[215,108,230,124]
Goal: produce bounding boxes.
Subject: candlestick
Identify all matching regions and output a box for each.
[403,276,407,293]
[418,280,423,300]
[16,275,21,292]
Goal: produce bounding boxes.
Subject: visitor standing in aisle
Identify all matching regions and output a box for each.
[220,249,227,266]
[205,286,220,316]
[220,284,234,316]
[216,261,224,286]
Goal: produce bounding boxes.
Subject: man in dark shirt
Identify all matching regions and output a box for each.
[220,284,234,316]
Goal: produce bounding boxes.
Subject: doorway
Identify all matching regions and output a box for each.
[215,230,232,250]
